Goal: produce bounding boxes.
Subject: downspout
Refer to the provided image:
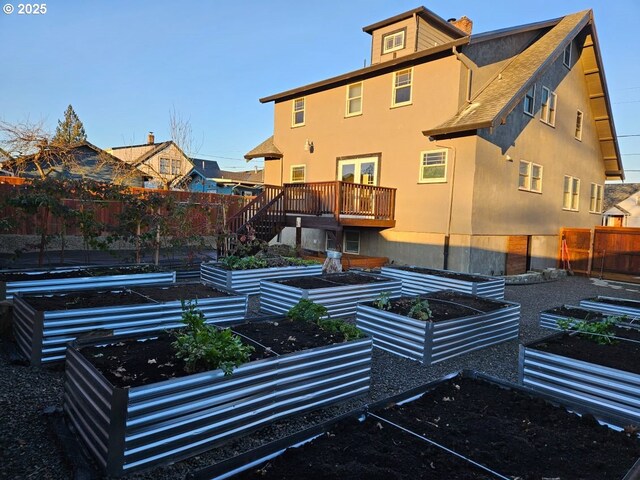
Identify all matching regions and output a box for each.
[429,142,457,270]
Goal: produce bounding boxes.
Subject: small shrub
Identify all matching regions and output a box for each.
[317,318,364,341]
[557,317,618,345]
[407,298,432,321]
[373,291,392,311]
[172,301,254,374]
[287,299,328,323]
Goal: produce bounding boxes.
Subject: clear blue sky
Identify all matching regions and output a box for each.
[1,0,639,180]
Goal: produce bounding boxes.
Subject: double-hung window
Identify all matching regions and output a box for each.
[392,68,412,107]
[292,98,305,127]
[382,30,405,54]
[590,183,603,213]
[518,161,542,193]
[159,157,170,174]
[346,82,363,116]
[419,149,447,183]
[541,87,557,126]
[171,159,181,175]
[563,175,580,211]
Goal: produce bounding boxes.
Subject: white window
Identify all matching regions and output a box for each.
[171,159,181,175]
[419,150,447,183]
[575,110,583,141]
[382,30,405,54]
[292,97,305,126]
[290,164,306,183]
[563,175,580,211]
[346,82,363,117]
[541,87,557,126]
[159,157,170,174]
[590,183,603,213]
[518,161,543,193]
[524,85,535,116]
[563,43,572,68]
[392,68,412,107]
[325,230,360,254]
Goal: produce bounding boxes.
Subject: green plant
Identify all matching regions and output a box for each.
[317,318,364,341]
[172,301,253,375]
[373,291,392,311]
[407,298,432,321]
[557,317,618,345]
[287,299,328,323]
[219,255,268,270]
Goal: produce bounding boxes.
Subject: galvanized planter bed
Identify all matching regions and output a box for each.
[356,290,520,364]
[13,284,247,365]
[260,272,402,318]
[64,319,372,476]
[519,329,640,429]
[200,262,322,295]
[579,296,640,318]
[0,265,176,301]
[380,265,505,299]
[539,304,636,330]
[189,370,640,480]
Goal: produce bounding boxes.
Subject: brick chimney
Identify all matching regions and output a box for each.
[147,131,155,144]
[449,16,473,35]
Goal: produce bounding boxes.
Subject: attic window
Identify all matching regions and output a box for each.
[524,85,535,117]
[382,30,405,54]
[563,43,572,68]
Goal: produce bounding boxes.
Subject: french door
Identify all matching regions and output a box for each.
[337,157,378,214]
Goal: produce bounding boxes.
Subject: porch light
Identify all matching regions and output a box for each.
[304,139,314,153]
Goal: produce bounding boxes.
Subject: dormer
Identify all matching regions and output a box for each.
[363,6,471,65]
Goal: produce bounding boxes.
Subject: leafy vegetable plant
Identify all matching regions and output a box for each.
[407,298,432,321]
[287,299,364,341]
[373,291,392,311]
[172,301,253,374]
[557,316,618,345]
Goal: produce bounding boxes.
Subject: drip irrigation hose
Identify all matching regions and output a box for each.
[562,328,640,345]
[420,297,487,315]
[127,287,161,304]
[231,330,281,356]
[367,412,511,480]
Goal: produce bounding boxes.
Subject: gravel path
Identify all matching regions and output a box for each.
[0,276,638,480]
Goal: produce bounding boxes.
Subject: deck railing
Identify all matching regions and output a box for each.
[226,185,283,234]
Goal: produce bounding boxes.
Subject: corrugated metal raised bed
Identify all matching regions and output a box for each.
[260,272,402,318]
[13,283,247,365]
[539,304,636,330]
[356,290,520,364]
[0,265,176,301]
[579,296,640,318]
[201,262,322,295]
[64,318,372,476]
[380,265,505,299]
[190,370,640,480]
[520,326,640,429]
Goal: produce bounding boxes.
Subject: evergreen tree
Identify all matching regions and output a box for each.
[53,105,87,144]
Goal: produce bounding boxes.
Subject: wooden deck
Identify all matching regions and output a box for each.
[302,251,389,271]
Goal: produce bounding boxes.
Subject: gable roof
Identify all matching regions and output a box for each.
[191,158,222,179]
[244,136,283,160]
[216,169,264,184]
[422,10,623,180]
[603,183,640,212]
[361,6,467,38]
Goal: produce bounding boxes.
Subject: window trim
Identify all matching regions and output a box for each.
[291,97,305,127]
[589,183,603,214]
[325,230,361,255]
[540,86,557,126]
[290,164,306,183]
[391,68,413,108]
[575,110,584,141]
[171,158,181,175]
[382,29,406,55]
[563,43,572,69]
[418,149,448,184]
[345,82,363,117]
[523,84,536,117]
[563,175,580,211]
[518,160,543,193]
[159,157,170,175]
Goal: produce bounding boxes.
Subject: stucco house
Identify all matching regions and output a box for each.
[189,158,264,196]
[242,6,623,275]
[107,133,194,190]
[603,183,640,227]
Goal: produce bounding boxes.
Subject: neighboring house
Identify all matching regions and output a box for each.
[2,141,144,186]
[244,6,623,275]
[189,158,264,196]
[603,184,640,227]
[107,133,194,190]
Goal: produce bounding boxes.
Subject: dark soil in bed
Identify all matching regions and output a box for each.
[378,290,509,322]
[392,265,493,283]
[0,265,162,282]
[587,297,640,309]
[276,273,388,289]
[546,305,609,321]
[237,376,639,480]
[81,319,349,388]
[23,283,230,311]
[530,326,640,374]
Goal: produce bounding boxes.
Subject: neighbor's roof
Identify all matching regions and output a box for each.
[190,158,222,179]
[361,6,467,38]
[244,136,283,160]
[603,183,640,212]
[215,169,264,184]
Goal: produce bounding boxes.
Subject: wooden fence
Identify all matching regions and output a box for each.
[560,226,640,282]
